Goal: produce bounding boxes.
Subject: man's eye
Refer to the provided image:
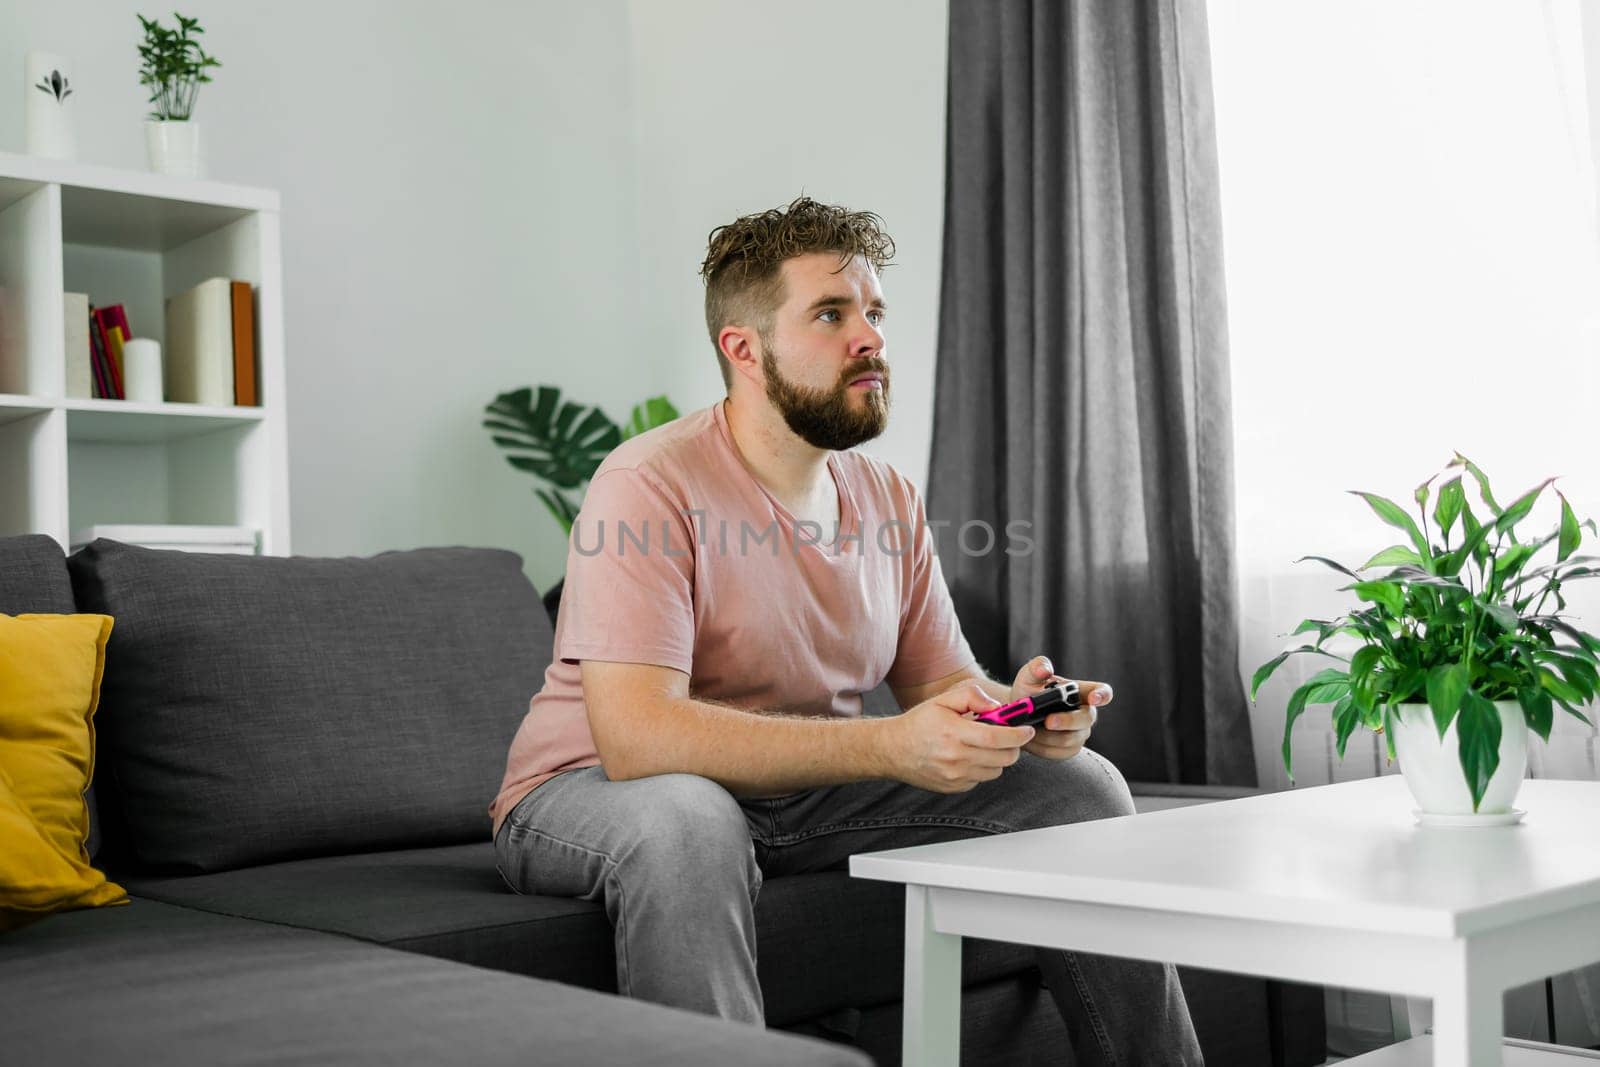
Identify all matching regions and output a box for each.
[819,309,840,323]
[868,311,885,325]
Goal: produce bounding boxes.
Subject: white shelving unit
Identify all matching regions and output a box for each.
[0,152,288,554]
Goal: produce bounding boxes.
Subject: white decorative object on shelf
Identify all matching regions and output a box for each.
[122,338,164,403]
[71,525,259,556]
[25,51,76,161]
[145,120,203,179]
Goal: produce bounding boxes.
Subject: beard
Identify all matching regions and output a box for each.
[761,345,890,451]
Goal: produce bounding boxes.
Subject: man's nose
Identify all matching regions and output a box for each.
[850,316,885,358]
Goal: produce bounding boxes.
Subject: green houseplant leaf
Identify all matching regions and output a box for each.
[484,386,679,536]
[621,396,680,441]
[484,386,622,492]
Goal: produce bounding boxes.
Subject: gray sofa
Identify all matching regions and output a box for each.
[0,534,1324,1065]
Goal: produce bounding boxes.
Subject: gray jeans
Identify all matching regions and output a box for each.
[494,747,1203,1066]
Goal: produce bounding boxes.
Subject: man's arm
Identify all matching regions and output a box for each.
[582,659,1034,796]
[891,661,1008,710]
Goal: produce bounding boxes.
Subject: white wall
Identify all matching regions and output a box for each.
[0,0,643,592]
[622,0,950,488]
[1208,0,1600,790]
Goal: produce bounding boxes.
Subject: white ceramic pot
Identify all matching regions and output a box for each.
[1391,700,1528,818]
[145,120,203,178]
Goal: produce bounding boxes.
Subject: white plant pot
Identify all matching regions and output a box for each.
[145,120,203,179]
[1391,701,1528,819]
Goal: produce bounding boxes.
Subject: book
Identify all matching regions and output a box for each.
[90,308,126,399]
[69,524,259,555]
[98,305,134,393]
[107,325,127,392]
[63,292,92,398]
[230,281,258,406]
[164,278,234,406]
[87,304,113,399]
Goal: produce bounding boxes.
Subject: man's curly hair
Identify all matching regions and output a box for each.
[700,196,896,389]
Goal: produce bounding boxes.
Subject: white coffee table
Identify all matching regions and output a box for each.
[850,776,1600,1067]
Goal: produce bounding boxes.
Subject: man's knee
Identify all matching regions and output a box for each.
[1005,747,1137,828]
[616,773,756,876]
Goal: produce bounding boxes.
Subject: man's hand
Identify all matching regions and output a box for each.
[881,680,1035,793]
[1009,655,1112,762]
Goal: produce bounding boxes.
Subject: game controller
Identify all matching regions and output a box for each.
[972,680,1081,728]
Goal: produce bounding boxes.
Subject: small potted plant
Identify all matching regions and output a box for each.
[137,12,221,178]
[1252,454,1600,822]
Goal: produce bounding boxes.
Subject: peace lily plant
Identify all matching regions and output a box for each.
[1252,454,1600,815]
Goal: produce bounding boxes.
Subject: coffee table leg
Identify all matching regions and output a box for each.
[1431,955,1502,1067]
[903,885,961,1067]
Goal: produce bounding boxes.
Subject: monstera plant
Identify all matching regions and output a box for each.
[483,386,679,534]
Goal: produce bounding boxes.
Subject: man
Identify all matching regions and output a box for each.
[490,196,1202,1064]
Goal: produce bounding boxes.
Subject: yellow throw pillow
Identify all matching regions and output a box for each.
[0,613,127,930]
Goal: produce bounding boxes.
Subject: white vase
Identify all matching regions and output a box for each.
[122,339,163,403]
[145,120,203,179]
[25,51,77,161]
[1391,701,1528,818]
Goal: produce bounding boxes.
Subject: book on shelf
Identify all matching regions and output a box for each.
[64,292,93,399]
[230,280,258,407]
[166,277,237,406]
[69,524,260,556]
[95,305,133,397]
[86,303,116,399]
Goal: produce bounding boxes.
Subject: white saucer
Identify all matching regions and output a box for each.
[1413,808,1526,828]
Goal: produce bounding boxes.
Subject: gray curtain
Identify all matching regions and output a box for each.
[930,0,1254,786]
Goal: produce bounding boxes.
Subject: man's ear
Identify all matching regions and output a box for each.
[718,324,762,386]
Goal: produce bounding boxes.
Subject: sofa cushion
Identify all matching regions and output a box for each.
[0,897,870,1066]
[0,613,126,927]
[67,542,554,872]
[124,843,1040,1026]
[0,534,75,613]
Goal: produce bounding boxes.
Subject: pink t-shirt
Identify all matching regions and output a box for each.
[488,401,976,834]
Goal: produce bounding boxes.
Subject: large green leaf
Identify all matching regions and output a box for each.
[1433,477,1466,542]
[1300,667,1352,705]
[1452,453,1502,514]
[1348,645,1384,710]
[1518,686,1554,742]
[1559,492,1582,563]
[1426,662,1468,739]
[1279,667,1348,780]
[1455,689,1503,812]
[1351,491,1431,563]
[1251,651,1291,700]
[484,386,623,490]
[621,396,681,441]
[1442,512,1496,577]
[1296,555,1358,578]
[1493,478,1556,539]
[1351,580,1404,618]
[1476,599,1519,636]
[1362,545,1424,570]
[1332,695,1362,759]
[1489,543,1537,591]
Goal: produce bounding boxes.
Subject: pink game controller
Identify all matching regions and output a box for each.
[972,680,1081,728]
